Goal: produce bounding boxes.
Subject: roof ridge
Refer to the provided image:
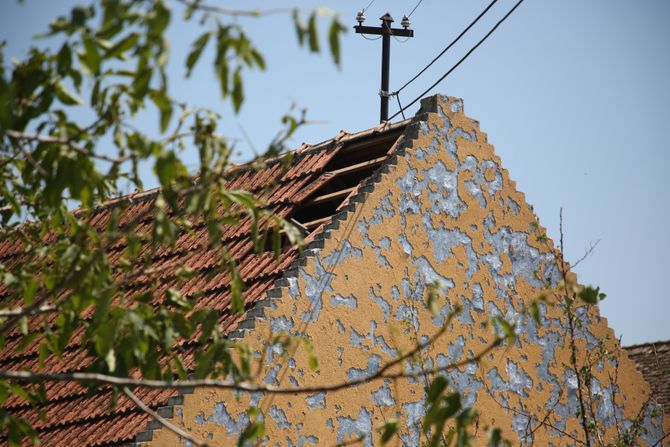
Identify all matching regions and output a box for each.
[623,339,670,350]
[86,119,411,213]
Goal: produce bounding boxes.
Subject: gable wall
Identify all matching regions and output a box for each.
[147,96,667,446]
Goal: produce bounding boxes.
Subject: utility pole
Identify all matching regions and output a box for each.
[355,12,414,123]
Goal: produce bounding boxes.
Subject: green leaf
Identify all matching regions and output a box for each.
[488,427,503,446]
[132,67,152,100]
[154,151,186,186]
[185,32,210,77]
[230,264,245,314]
[149,89,173,133]
[238,417,264,447]
[149,0,170,37]
[232,67,243,113]
[328,18,346,66]
[378,420,399,445]
[307,13,319,52]
[579,286,604,304]
[22,278,39,306]
[427,375,448,402]
[56,43,72,74]
[55,82,84,105]
[80,34,101,74]
[293,10,306,45]
[106,32,139,58]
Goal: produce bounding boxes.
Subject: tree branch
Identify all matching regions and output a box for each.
[177,1,301,17]
[6,129,132,164]
[0,333,502,395]
[0,304,56,318]
[122,386,212,447]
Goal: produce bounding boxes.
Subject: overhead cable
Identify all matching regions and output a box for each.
[407,0,424,18]
[362,0,377,13]
[390,0,526,121]
[396,0,499,94]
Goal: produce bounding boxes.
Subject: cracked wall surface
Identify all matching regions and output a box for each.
[146,95,668,446]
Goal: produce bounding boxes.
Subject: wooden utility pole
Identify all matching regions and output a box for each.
[355,13,414,123]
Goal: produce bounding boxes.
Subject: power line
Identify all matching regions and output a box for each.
[390,0,526,121]
[396,0,499,94]
[407,0,424,18]
[362,0,377,13]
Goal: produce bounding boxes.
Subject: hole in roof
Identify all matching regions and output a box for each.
[290,129,403,233]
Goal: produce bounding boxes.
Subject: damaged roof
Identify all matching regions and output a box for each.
[625,340,670,416]
[0,120,409,446]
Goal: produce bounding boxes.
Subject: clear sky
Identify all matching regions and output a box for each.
[2,0,669,345]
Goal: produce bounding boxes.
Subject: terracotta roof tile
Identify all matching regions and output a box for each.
[625,340,670,415]
[0,121,406,446]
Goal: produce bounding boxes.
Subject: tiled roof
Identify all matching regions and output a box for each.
[0,121,409,446]
[625,340,670,416]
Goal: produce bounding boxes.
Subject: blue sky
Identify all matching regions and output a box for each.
[2,0,669,345]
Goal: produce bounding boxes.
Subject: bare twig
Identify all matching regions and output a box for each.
[570,239,601,270]
[6,129,132,164]
[177,1,310,17]
[122,387,212,447]
[0,304,57,318]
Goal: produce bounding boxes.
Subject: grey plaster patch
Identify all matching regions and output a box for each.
[450,99,464,112]
[264,364,282,385]
[508,197,521,215]
[373,246,392,269]
[335,319,345,333]
[269,406,291,430]
[300,257,334,322]
[487,367,507,393]
[436,361,482,409]
[402,399,426,447]
[305,392,326,409]
[471,283,484,311]
[369,287,392,323]
[511,406,534,445]
[371,383,396,407]
[286,435,319,447]
[396,304,420,331]
[347,355,381,381]
[349,327,368,350]
[197,402,249,436]
[287,277,300,299]
[357,218,369,236]
[431,300,454,327]
[265,342,285,365]
[413,255,454,287]
[330,293,358,309]
[369,320,397,356]
[398,233,413,256]
[391,285,401,301]
[270,316,294,333]
[590,377,615,428]
[337,407,373,447]
[448,335,466,362]
[424,160,465,217]
[422,216,477,281]
[322,240,362,268]
[507,360,533,398]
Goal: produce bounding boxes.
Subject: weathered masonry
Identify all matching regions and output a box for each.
[143,96,668,446]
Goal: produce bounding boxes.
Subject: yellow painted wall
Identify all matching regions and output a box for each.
[148,95,668,446]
